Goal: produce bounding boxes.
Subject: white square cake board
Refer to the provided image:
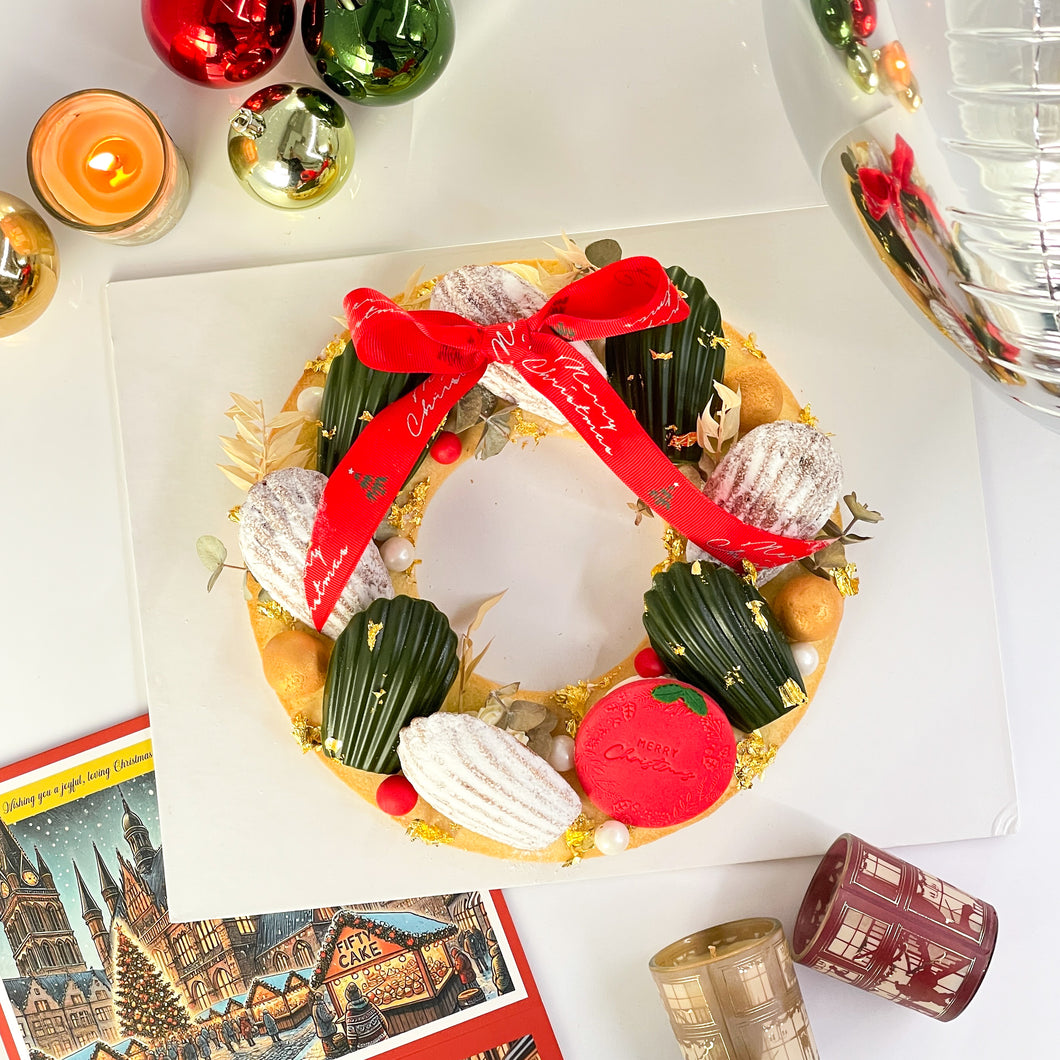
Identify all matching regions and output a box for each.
[107,207,1016,921]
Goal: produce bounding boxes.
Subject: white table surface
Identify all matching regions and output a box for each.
[1,2,1056,1056]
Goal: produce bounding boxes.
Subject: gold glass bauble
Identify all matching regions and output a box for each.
[228,83,354,210]
[0,192,58,339]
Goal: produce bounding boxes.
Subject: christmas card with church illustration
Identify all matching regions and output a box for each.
[0,716,562,1060]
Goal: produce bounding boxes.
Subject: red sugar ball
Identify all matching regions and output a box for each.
[375,774,419,816]
[430,431,462,464]
[634,647,667,678]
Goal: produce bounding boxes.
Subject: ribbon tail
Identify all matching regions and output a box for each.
[510,337,830,569]
[304,369,482,630]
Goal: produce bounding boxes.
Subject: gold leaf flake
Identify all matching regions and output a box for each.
[553,681,592,717]
[651,527,687,576]
[508,408,547,445]
[743,332,765,358]
[708,333,730,351]
[649,349,674,360]
[665,428,698,450]
[551,668,620,722]
[798,403,820,429]
[690,560,703,576]
[406,820,454,846]
[258,598,293,623]
[305,334,347,374]
[723,667,744,689]
[388,478,431,532]
[670,644,687,656]
[830,562,861,597]
[292,714,321,754]
[228,505,242,523]
[734,730,777,790]
[323,736,342,755]
[367,621,384,651]
[563,814,596,867]
[320,427,337,439]
[745,600,769,631]
[778,678,808,709]
[627,498,654,526]
[358,411,374,423]
[741,559,758,587]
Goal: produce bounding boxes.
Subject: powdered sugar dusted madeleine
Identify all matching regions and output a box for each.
[239,467,393,638]
[430,264,603,424]
[398,712,582,851]
[705,421,843,539]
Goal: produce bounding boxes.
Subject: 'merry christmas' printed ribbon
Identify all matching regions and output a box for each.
[304,257,829,630]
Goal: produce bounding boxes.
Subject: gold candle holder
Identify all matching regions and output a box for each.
[649,917,818,1060]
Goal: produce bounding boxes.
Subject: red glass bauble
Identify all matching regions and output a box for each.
[142,0,296,87]
[849,0,877,40]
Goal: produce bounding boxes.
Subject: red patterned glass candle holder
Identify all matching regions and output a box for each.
[792,834,997,1021]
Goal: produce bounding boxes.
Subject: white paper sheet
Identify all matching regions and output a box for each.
[107,207,1016,921]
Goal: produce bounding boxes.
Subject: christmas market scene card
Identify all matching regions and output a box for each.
[106,207,1015,920]
[0,718,562,1060]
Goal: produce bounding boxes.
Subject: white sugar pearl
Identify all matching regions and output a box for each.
[593,819,630,856]
[379,536,415,572]
[296,385,325,418]
[547,734,576,772]
[791,642,819,677]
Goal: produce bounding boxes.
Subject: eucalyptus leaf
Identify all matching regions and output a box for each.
[820,519,845,539]
[839,532,873,544]
[242,570,255,601]
[843,492,884,524]
[585,238,622,269]
[527,710,558,736]
[505,700,548,732]
[486,682,520,710]
[206,564,224,593]
[527,728,553,758]
[808,541,848,569]
[476,412,511,460]
[196,535,227,571]
[446,385,494,433]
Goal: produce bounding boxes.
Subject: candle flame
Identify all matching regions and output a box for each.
[87,150,134,189]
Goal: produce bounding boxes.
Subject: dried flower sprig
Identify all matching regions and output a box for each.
[217,393,314,491]
[697,381,742,473]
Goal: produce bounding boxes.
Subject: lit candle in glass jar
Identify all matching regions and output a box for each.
[27,89,190,245]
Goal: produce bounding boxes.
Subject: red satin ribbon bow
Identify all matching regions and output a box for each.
[858,135,947,231]
[304,256,828,631]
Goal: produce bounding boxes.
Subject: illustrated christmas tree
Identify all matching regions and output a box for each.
[112,926,192,1045]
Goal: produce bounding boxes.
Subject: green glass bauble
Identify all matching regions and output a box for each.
[301,0,455,106]
[810,0,853,48]
[845,41,878,93]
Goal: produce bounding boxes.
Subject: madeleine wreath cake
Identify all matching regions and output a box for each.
[202,238,880,864]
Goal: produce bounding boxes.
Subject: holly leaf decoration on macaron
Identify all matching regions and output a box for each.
[651,682,708,716]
